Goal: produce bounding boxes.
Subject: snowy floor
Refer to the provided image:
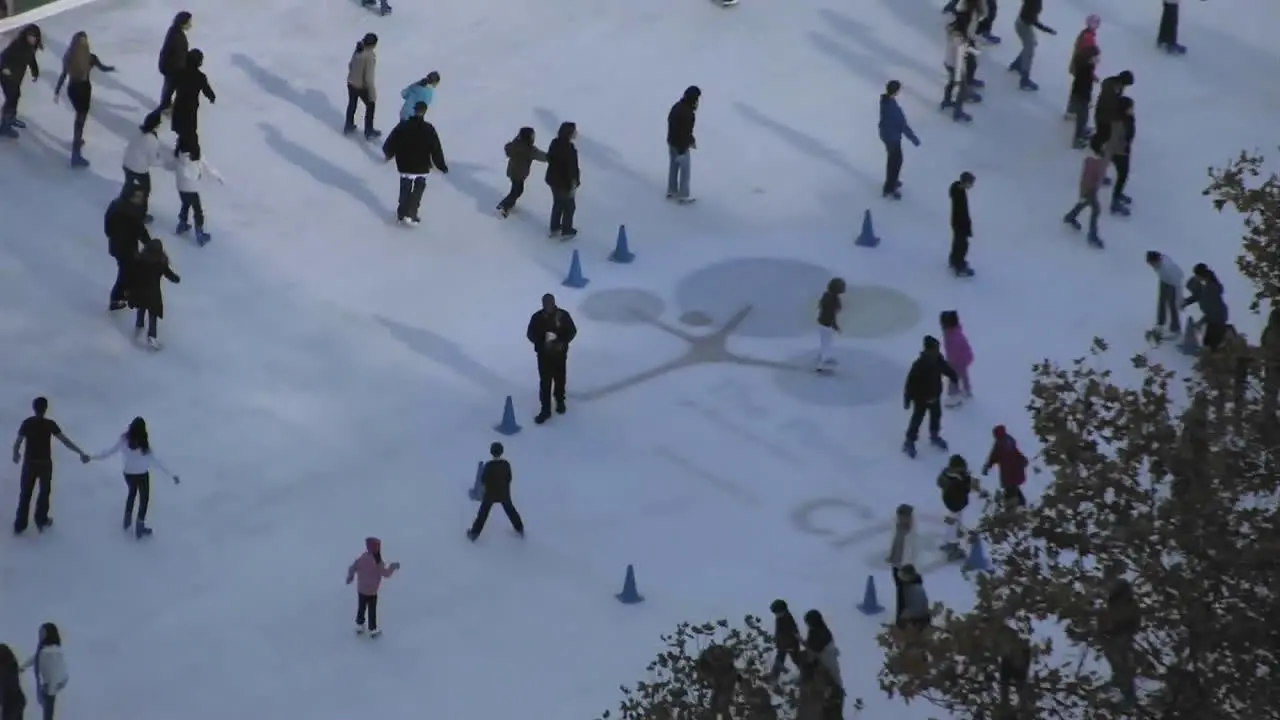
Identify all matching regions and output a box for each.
[2,0,1278,717]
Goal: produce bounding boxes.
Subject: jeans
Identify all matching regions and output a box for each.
[1111,154,1131,204]
[905,400,942,441]
[13,460,53,532]
[1157,1,1179,46]
[110,256,133,305]
[344,84,375,134]
[124,472,150,525]
[179,191,205,227]
[1157,282,1181,332]
[356,593,379,630]
[1014,21,1037,78]
[122,169,151,213]
[135,307,159,339]
[537,351,567,412]
[948,231,970,270]
[468,497,525,537]
[549,188,576,232]
[1066,190,1101,237]
[39,692,55,720]
[883,140,903,193]
[1,73,21,119]
[396,175,426,220]
[666,146,691,198]
[498,178,525,211]
[1067,95,1090,141]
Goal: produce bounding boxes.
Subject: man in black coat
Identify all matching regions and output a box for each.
[466,442,525,541]
[382,100,448,225]
[526,293,577,424]
[157,11,191,110]
[948,171,976,277]
[104,188,150,310]
[170,48,214,154]
[545,121,580,239]
[666,85,699,203]
[902,335,958,456]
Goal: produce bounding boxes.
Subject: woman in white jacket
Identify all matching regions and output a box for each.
[170,143,223,244]
[90,417,180,538]
[120,110,168,223]
[20,622,68,720]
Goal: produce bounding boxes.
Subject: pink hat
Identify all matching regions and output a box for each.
[1085,14,1101,30]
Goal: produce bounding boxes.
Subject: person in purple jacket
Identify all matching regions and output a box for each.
[878,80,920,200]
[346,537,400,637]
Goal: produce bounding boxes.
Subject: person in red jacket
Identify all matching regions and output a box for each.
[1065,14,1100,118]
[982,425,1028,508]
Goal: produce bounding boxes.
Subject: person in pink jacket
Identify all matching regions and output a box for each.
[346,537,400,636]
[939,310,973,406]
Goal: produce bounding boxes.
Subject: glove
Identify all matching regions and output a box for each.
[903,399,911,410]
[390,562,401,570]
[911,137,921,147]
[173,475,181,484]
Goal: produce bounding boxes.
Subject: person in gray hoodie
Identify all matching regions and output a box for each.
[801,610,844,720]
[344,33,379,139]
[1183,263,1229,350]
[1145,251,1183,338]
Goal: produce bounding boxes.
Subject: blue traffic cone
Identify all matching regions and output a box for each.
[616,564,644,604]
[562,249,589,288]
[855,209,880,248]
[856,574,884,614]
[468,461,484,501]
[494,395,522,435]
[1178,322,1200,356]
[963,535,991,572]
[608,224,635,263]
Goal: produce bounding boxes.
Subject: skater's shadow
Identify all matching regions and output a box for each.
[876,0,955,43]
[812,9,941,90]
[439,160,504,215]
[258,122,391,218]
[532,107,663,195]
[374,315,511,393]
[733,102,874,185]
[38,36,152,144]
[232,54,345,130]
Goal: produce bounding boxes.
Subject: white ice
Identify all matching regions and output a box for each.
[2,0,1278,717]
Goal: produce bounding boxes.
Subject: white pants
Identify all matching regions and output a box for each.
[817,326,836,366]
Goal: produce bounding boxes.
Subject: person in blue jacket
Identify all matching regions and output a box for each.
[399,71,439,121]
[878,80,920,200]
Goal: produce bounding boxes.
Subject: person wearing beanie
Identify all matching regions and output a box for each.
[665,85,699,203]
[1008,0,1056,91]
[768,599,801,677]
[948,172,976,277]
[156,12,191,110]
[982,425,1028,508]
[1145,251,1183,340]
[902,335,958,457]
[467,442,525,541]
[346,536,400,636]
[345,33,380,139]
[878,80,920,199]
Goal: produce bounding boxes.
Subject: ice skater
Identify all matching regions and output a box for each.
[0,644,25,720]
[497,126,546,217]
[1008,0,1055,91]
[527,293,578,423]
[344,33,380,139]
[170,48,215,155]
[665,85,700,203]
[1145,251,1183,341]
[1184,263,1229,350]
[346,537,400,636]
[948,171,976,276]
[382,100,448,225]
[171,143,223,243]
[157,12,191,110]
[129,238,182,350]
[939,310,973,405]
[90,417,180,537]
[815,277,845,372]
[902,336,958,457]
[19,622,68,720]
[0,24,42,139]
[398,70,438,120]
[104,188,150,311]
[1157,0,1198,54]
[466,442,525,541]
[121,110,169,223]
[981,425,1027,508]
[941,10,980,123]
[12,397,89,535]
[54,31,114,167]
[879,80,921,198]
[545,121,581,238]
[1066,44,1098,147]
[767,599,801,678]
[1062,137,1108,247]
[1106,96,1135,216]
[937,454,977,560]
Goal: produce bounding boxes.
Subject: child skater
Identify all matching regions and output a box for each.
[937,454,977,561]
[399,71,439,120]
[20,622,68,720]
[816,277,845,373]
[981,424,1028,508]
[940,310,973,405]
[497,126,547,217]
[90,417,180,537]
[171,140,223,244]
[1063,136,1108,248]
[346,537,400,637]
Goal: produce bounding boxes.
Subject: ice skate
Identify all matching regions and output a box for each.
[135,521,153,538]
[176,221,191,235]
[1110,202,1130,217]
[902,439,917,458]
[1087,235,1105,249]
[1063,215,1081,231]
[369,628,382,638]
[355,624,366,635]
[146,337,162,351]
[930,435,949,451]
[195,228,212,245]
[1019,77,1039,91]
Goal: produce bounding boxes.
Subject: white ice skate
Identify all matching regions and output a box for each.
[146,337,162,351]
[369,628,382,638]
[355,624,366,635]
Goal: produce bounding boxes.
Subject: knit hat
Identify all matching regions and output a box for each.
[923,335,940,350]
[1085,14,1101,30]
[769,599,788,613]
[683,85,702,101]
[365,537,381,553]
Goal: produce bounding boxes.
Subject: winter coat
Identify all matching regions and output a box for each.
[1152,256,1184,288]
[900,577,930,620]
[123,130,166,174]
[878,94,920,146]
[104,197,148,259]
[666,97,697,153]
[941,325,973,370]
[949,180,972,236]
[347,47,377,102]
[1072,27,1097,62]
[480,458,513,502]
[774,611,800,651]
[817,290,841,330]
[804,630,843,689]
[172,153,223,193]
[399,82,434,121]
[347,540,398,595]
[1184,274,1229,325]
[382,116,447,175]
[1079,154,1107,195]
[0,664,24,720]
[544,137,580,191]
[983,429,1027,488]
[157,24,188,76]
[0,31,40,82]
[938,468,975,512]
[504,137,546,181]
[526,308,578,354]
[25,646,68,697]
[171,62,215,135]
[130,246,180,316]
[904,351,958,403]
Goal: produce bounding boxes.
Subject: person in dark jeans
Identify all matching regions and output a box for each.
[768,599,801,677]
[878,80,920,199]
[1184,263,1229,350]
[1156,0,1187,53]
[157,12,191,109]
[948,172,976,276]
[344,33,380,139]
[104,187,149,310]
[466,442,525,540]
[902,336,958,457]
[11,397,89,534]
[544,121,580,239]
[526,293,578,424]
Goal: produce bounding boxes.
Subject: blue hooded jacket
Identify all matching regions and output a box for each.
[879,95,919,146]
[400,83,435,120]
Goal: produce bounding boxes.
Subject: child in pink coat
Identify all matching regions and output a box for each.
[346,537,400,636]
[939,310,973,406]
